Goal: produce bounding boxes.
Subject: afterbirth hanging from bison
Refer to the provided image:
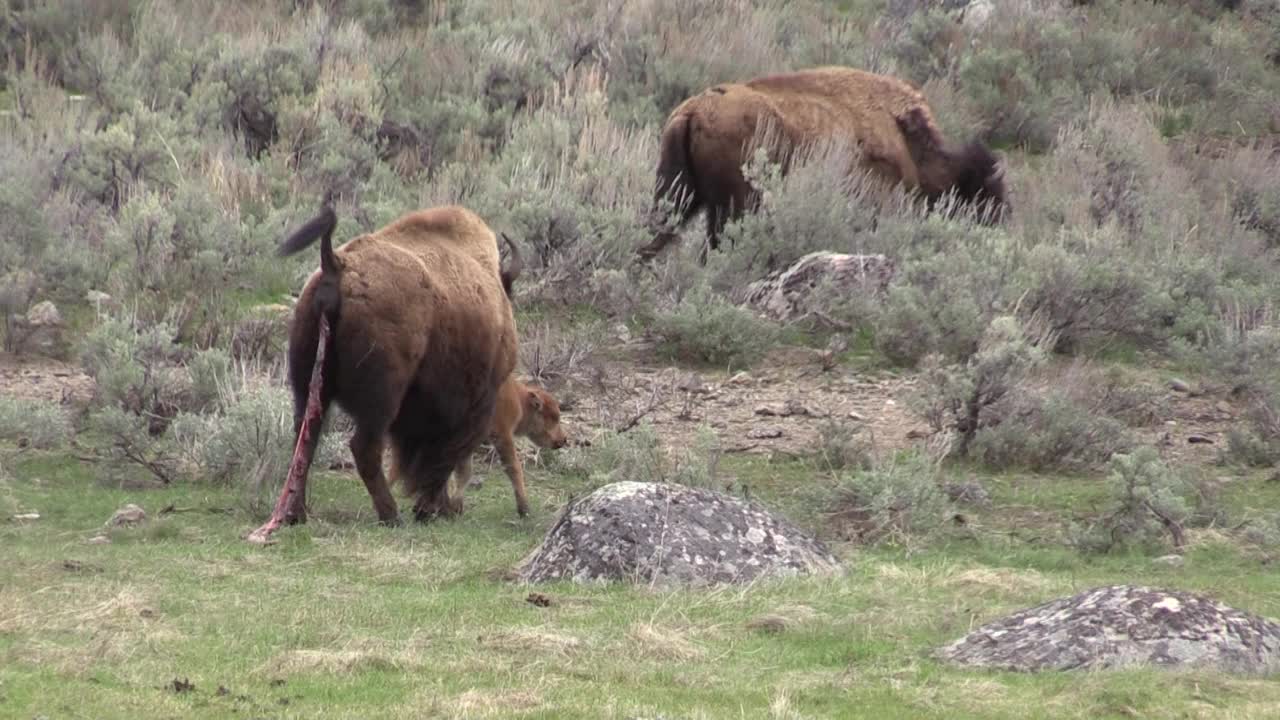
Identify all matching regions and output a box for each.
[636,66,1010,264]
[247,204,523,543]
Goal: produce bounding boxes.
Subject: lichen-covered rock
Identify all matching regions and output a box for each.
[515,481,841,587]
[937,585,1280,674]
[736,252,895,324]
[9,300,69,359]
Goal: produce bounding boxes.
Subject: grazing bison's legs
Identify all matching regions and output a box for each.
[635,230,682,261]
[495,434,530,517]
[350,427,400,526]
[248,316,331,544]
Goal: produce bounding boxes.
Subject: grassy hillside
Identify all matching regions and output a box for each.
[3,0,1280,716]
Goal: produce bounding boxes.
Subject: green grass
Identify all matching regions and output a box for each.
[3,447,1280,719]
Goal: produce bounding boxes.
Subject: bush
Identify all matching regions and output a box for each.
[1071,448,1192,554]
[571,423,725,491]
[913,314,1052,456]
[829,450,954,546]
[0,396,72,449]
[650,284,781,368]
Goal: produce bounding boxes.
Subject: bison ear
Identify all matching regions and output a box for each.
[526,389,544,412]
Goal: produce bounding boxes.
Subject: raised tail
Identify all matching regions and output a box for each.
[499,232,523,300]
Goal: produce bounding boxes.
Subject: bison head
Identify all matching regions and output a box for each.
[520,386,569,450]
[951,142,1009,223]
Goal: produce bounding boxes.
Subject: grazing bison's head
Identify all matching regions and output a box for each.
[520,386,569,450]
[951,142,1009,223]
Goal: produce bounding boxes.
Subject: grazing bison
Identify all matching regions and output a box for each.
[247,205,520,543]
[636,66,1009,262]
[456,375,568,517]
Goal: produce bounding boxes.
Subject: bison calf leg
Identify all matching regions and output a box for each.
[496,436,530,517]
[456,455,481,489]
[351,429,400,526]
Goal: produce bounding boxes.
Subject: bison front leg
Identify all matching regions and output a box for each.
[351,428,400,526]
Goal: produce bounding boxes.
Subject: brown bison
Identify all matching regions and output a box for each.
[247,204,520,543]
[455,375,568,517]
[636,66,1009,262]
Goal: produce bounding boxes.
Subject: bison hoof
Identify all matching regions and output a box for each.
[377,514,402,528]
[517,505,529,518]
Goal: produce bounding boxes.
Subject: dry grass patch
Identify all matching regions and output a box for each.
[941,566,1057,598]
[450,687,546,717]
[625,622,705,661]
[264,645,409,671]
[478,627,583,657]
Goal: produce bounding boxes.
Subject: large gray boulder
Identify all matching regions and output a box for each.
[515,481,841,587]
[737,252,895,324]
[938,585,1280,674]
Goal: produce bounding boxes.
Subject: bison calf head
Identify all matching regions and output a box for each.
[518,386,568,450]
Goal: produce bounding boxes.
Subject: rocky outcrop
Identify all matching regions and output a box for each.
[737,252,895,324]
[937,585,1280,674]
[515,481,841,587]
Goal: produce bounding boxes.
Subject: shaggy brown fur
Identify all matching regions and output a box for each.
[274,204,519,528]
[455,376,567,517]
[637,66,1009,262]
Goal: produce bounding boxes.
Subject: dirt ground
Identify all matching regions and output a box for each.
[0,345,1245,469]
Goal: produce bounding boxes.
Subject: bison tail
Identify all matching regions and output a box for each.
[653,111,702,227]
[279,205,343,322]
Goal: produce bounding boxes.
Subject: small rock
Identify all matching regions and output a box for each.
[905,428,928,440]
[525,592,553,608]
[1164,420,1178,426]
[1216,401,1233,416]
[754,404,784,417]
[1188,434,1215,444]
[85,290,113,308]
[783,398,812,417]
[613,323,632,343]
[727,371,752,385]
[86,535,111,545]
[677,373,707,394]
[106,503,147,527]
[1169,378,1192,393]
[1153,554,1185,567]
[943,481,991,507]
[748,427,784,440]
[12,512,40,521]
[847,410,866,422]
[26,300,62,326]
[736,252,895,322]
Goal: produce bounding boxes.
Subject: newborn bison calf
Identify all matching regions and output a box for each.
[248,204,520,543]
[455,375,567,517]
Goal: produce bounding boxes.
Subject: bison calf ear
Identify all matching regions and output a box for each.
[526,389,544,412]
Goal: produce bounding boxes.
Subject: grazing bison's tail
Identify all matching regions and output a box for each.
[654,111,701,219]
[636,111,702,261]
[279,205,343,322]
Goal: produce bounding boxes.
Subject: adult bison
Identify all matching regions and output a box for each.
[248,205,520,543]
[636,66,1009,262]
